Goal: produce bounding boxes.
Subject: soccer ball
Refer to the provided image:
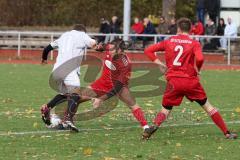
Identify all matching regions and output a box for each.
[48,114,61,128]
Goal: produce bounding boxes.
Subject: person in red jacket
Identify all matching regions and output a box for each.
[130,17,144,45]
[142,17,237,140]
[190,20,204,35]
[131,17,144,34]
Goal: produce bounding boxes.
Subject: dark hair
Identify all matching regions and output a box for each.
[219,18,225,25]
[110,38,127,52]
[73,24,86,32]
[160,16,165,20]
[177,18,192,33]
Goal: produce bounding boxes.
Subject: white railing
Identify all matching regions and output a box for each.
[0,31,240,65]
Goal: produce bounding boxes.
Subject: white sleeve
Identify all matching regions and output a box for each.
[83,33,96,47]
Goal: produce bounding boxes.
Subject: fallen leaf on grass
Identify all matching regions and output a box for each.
[33,122,38,128]
[104,157,116,160]
[171,155,181,160]
[217,146,223,150]
[176,143,182,147]
[145,103,154,107]
[83,148,93,156]
[194,155,204,160]
[235,107,240,113]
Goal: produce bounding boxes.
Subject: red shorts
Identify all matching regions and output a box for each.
[162,77,207,107]
[90,80,113,97]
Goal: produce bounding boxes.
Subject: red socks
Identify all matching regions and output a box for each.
[154,112,167,126]
[209,108,228,134]
[132,107,148,127]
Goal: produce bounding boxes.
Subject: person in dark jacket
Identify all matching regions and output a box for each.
[142,17,157,48]
[196,0,205,23]
[214,18,226,48]
[203,18,217,50]
[167,18,177,35]
[98,18,110,43]
[216,18,226,36]
[109,16,122,42]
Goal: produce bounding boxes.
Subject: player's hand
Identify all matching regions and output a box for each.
[197,71,201,76]
[41,59,48,65]
[159,65,167,74]
[95,43,104,52]
[92,98,103,109]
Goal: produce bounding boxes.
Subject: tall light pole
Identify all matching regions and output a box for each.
[123,0,131,41]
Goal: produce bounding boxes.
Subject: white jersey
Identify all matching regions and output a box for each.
[50,30,95,90]
[51,30,95,71]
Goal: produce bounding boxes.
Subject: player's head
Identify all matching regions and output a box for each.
[73,24,86,32]
[177,18,192,34]
[108,38,126,55]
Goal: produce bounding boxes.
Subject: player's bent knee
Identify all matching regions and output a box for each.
[195,98,207,106]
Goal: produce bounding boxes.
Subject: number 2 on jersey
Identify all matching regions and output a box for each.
[173,45,183,66]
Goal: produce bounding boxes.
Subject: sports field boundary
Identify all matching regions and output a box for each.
[1,120,239,136]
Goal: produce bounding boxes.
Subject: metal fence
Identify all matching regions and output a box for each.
[0,31,240,65]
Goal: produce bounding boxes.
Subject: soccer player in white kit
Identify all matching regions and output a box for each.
[40,24,97,131]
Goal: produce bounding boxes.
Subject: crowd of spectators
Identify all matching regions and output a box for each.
[97,0,239,51]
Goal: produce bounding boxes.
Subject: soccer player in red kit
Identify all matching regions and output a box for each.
[63,39,150,131]
[142,18,237,139]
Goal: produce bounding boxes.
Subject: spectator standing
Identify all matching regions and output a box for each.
[157,16,168,41]
[109,16,122,42]
[205,0,220,23]
[220,17,238,50]
[196,0,205,23]
[167,18,177,35]
[98,18,110,43]
[142,18,157,48]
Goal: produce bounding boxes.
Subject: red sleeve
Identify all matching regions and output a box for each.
[144,41,165,61]
[193,41,204,71]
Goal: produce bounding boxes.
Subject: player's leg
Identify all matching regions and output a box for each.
[195,99,237,139]
[142,105,173,140]
[186,78,237,139]
[41,94,67,125]
[57,70,83,132]
[118,87,149,129]
[142,79,184,140]
[63,86,98,121]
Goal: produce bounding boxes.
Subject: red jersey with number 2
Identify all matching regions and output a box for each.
[144,34,204,80]
[144,34,206,106]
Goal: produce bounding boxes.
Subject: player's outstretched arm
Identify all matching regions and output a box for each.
[144,42,167,74]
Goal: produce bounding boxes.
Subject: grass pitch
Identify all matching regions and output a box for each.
[0,64,240,160]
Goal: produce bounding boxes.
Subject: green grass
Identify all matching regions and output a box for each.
[0,64,240,160]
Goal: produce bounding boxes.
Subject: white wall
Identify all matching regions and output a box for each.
[221,0,240,8]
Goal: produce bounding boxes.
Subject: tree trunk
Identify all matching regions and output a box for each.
[162,0,176,21]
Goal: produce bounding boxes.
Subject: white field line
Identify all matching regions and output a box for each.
[0,109,238,116]
[0,120,240,136]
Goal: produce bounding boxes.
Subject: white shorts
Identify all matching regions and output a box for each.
[50,69,80,94]
[64,70,80,87]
